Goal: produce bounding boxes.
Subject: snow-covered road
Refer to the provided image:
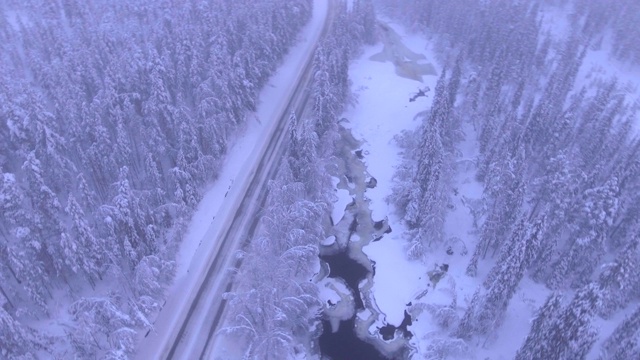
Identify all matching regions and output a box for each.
[134,1,331,359]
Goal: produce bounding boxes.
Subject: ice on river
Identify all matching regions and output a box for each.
[318,277,356,332]
[341,20,438,327]
[332,176,353,225]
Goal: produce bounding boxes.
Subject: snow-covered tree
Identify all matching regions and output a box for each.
[600,305,640,360]
[456,219,528,339]
[598,237,640,317]
[547,283,602,360]
[352,0,377,45]
[22,152,65,276]
[311,46,339,136]
[68,295,134,358]
[287,112,329,200]
[0,306,45,359]
[64,194,103,286]
[547,176,620,289]
[516,285,602,360]
[447,54,463,108]
[133,255,175,316]
[484,214,546,288]
[515,293,564,360]
[467,146,526,276]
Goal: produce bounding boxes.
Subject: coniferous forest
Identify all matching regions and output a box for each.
[2,0,640,358]
[381,0,640,358]
[0,0,317,357]
[0,0,378,358]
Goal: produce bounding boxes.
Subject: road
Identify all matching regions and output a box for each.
[145,2,335,359]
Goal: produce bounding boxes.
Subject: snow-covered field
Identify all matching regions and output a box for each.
[134,1,328,358]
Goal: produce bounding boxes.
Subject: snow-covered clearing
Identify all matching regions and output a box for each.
[134,0,328,357]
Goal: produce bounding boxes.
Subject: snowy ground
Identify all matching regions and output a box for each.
[134,1,328,358]
[332,176,353,225]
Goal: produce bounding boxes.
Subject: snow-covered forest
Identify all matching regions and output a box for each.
[0,0,380,358]
[2,0,640,358]
[377,0,640,358]
[0,0,318,358]
[219,2,376,358]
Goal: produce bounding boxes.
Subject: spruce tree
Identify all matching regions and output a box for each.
[515,293,563,360]
[600,305,640,359]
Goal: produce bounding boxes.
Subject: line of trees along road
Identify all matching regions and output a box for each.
[0,0,317,358]
[381,0,640,358]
